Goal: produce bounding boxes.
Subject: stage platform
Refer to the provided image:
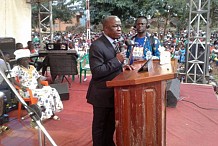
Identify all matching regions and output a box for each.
[1,76,218,146]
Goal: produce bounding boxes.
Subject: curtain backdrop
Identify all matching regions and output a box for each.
[0,0,31,45]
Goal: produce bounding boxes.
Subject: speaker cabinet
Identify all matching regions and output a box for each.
[50,83,69,100]
[0,92,5,116]
[0,37,15,59]
[166,78,181,107]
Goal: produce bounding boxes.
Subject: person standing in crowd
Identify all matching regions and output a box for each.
[25,41,37,54]
[127,16,160,64]
[151,32,161,58]
[179,44,186,64]
[86,15,134,146]
[15,43,24,50]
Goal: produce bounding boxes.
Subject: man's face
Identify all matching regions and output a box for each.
[136,18,147,33]
[20,57,30,67]
[4,54,10,62]
[104,17,122,39]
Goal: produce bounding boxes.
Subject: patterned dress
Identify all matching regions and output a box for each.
[10,65,63,120]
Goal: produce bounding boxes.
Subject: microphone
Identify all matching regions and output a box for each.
[21,111,35,120]
[125,40,139,46]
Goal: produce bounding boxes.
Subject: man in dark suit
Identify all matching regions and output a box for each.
[86,15,132,146]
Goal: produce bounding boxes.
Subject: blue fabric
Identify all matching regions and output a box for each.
[180,49,186,63]
[153,37,160,58]
[127,34,161,65]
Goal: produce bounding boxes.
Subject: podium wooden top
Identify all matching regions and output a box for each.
[107,59,178,87]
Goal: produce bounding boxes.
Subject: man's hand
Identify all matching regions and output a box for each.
[20,85,27,92]
[123,65,136,71]
[116,52,125,63]
[37,84,43,89]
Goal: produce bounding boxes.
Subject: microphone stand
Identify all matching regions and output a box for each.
[128,45,135,65]
[0,69,57,146]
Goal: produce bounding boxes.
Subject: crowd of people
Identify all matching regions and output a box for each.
[31,20,218,74]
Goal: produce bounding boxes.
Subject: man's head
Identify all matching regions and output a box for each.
[27,41,34,50]
[15,43,24,50]
[14,49,31,67]
[0,52,10,62]
[214,40,218,49]
[14,49,30,60]
[135,16,149,34]
[102,15,122,39]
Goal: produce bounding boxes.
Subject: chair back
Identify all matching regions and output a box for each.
[79,54,90,83]
[80,54,90,69]
[48,54,78,81]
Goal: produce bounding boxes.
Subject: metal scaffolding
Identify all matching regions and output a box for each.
[185,0,211,83]
[38,0,53,45]
[30,0,53,47]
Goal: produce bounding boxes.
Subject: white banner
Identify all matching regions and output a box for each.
[0,0,31,45]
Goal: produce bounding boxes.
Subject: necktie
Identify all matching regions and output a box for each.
[113,40,120,53]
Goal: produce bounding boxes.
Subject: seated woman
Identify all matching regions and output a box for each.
[9,49,63,121]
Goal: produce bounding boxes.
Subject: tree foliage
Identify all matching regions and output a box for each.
[32,0,80,28]
[32,0,218,32]
[93,0,217,30]
[52,0,78,22]
[90,0,189,34]
[210,0,218,28]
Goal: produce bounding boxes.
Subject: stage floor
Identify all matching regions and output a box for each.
[1,77,218,146]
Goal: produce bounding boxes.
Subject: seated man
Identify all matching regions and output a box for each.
[9,49,63,121]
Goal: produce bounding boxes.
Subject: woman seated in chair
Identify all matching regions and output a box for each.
[9,49,63,121]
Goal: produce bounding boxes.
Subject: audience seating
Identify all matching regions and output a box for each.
[79,54,90,83]
[48,54,78,86]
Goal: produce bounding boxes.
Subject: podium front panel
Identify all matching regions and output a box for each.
[114,81,166,146]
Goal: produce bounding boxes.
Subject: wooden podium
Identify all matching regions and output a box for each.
[107,60,177,146]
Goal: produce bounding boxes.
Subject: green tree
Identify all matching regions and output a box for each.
[90,0,146,26]
[52,0,77,22]
[31,0,79,28]
[210,0,218,28]
[89,0,189,34]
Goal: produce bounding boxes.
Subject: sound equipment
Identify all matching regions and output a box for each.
[166,78,181,107]
[0,89,17,113]
[0,92,9,125]
[50,83,69,100]
[0,37,15,59]
[186,42,209,75]
[0,92,4,116]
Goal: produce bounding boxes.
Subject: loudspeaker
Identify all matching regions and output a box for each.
[50,83,69,100]
[0,37,15,59]
[0,92,4,116]
[166,78,180,108]
[186,43,209,75]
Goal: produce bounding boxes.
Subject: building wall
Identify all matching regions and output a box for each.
[53,15,80,32]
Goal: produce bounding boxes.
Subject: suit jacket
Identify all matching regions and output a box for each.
[86,35,122,107]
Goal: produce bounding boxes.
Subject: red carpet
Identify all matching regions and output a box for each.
[1,76,218,146]
[166,84,218,146]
